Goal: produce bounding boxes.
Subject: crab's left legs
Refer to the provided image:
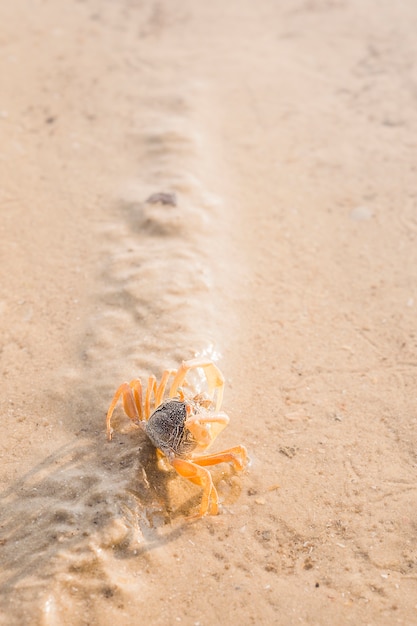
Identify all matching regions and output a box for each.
[192,445,248,472]
[171,457,219,517]
[185,412,230,449]
[169,358,225,411]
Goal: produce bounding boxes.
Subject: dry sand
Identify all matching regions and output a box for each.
[1,0,417,624]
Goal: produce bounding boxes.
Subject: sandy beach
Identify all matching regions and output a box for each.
[1,0,417,624]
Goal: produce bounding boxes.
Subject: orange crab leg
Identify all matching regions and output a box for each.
[171,458,219,517]
[192,445,248,471]
[144,375,157,420]
[155,369,176,408]
[106,379,143,440]
[130,379,143,420]
[186,413,230,450]
[169,358,224,411]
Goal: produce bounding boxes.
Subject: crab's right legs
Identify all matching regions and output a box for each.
[144,375,157,420]
[155,369,177,408]
[108,369,178,438]
[106,379,143,440]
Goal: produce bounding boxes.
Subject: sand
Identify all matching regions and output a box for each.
[1,0,417,624]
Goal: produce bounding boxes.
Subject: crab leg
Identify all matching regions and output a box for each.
[144,375,157,420]
[171,458,219,517]
[106,379,143,440]
[155,369,177,408]
[185,412,230,450]
[130,379,143,420]
[192,445,248,471]
[169,358,225,411]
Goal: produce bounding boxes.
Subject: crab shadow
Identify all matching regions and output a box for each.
[0,419,191,603]
[0,380,245,619]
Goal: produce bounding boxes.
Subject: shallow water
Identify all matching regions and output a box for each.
[2,1,417,624]
[0,4,246,622]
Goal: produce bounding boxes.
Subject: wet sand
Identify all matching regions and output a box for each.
[1,0,417,624]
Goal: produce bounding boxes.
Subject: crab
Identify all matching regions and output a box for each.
[106,358,248,518]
